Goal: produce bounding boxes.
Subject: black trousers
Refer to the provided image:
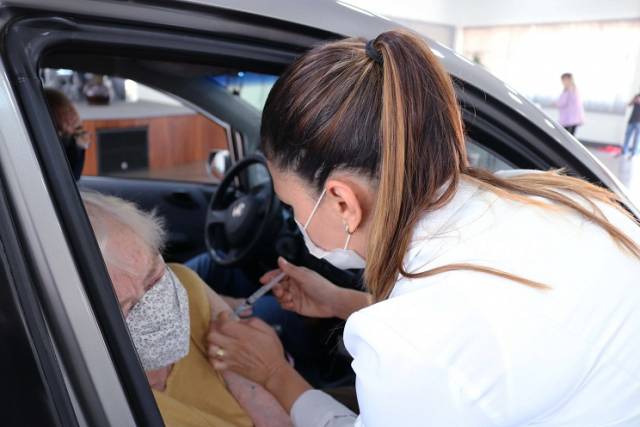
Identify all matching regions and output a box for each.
[564,125,577,135]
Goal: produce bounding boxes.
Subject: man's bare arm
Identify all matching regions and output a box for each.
[204,286,293,427]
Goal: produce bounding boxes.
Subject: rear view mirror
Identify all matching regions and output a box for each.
[206,149,231,180]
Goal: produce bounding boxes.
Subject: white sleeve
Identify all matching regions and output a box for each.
[290,389,357,427]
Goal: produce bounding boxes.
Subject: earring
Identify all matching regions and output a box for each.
[343,221,353,250]
[344,222,354,235]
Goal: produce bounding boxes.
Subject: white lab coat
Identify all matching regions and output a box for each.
[291,172,640,427]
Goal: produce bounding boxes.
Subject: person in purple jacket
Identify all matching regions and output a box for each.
[555,73,584,136]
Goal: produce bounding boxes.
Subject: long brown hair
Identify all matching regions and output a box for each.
[261,30,640,301]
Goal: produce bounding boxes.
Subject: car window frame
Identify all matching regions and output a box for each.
[0,166,77,426]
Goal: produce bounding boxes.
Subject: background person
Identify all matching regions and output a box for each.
[554,72,584,135]
[621,92,640,158]
[208,30,640,426]
[43,87,89,180]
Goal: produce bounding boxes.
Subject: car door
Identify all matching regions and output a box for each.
[0,9,320,425]
[0,182,73,427]
[0,56,148,426]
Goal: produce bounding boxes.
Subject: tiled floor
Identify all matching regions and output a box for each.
[587,145,640,203]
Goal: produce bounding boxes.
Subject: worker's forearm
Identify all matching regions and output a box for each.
[333,287,372,320]
[264,363,312,413]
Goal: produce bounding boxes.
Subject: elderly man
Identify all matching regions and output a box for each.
[81,190,292,427]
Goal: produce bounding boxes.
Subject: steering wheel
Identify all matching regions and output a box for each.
[204,155,278,266]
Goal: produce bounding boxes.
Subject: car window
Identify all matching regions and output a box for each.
[466,139,515,172]
[42,69,232,183]
[211,71,278,111]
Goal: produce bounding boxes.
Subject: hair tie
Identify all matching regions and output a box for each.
[365,39,383,65]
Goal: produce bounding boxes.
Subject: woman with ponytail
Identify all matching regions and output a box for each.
[208,30,640,426]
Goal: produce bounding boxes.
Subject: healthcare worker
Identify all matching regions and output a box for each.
[208,30,640,426]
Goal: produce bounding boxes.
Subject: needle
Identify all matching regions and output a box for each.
[233,271,287,317]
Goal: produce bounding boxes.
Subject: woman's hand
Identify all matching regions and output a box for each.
[261,257,342,318]
[208,312,311,411]
[208,312,288,386]
[262,257,372,320]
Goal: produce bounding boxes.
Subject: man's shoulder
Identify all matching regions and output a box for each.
[169,263,211,340]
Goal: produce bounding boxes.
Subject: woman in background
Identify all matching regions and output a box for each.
[555,72,585,135]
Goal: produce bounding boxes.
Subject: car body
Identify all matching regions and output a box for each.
[0,1,636,426]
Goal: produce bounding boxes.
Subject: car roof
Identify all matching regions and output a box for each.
[180,0,396,37]
[3,0,638,213]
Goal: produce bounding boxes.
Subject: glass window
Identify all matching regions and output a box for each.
[466,140,514,172]
[210,72,278,111]
[42,70,232,183]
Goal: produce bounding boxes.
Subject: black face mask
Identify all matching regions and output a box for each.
[60,134,86,181]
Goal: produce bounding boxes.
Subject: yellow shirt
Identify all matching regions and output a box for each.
[153,264,253,427]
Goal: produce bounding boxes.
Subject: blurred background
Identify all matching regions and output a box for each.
[348,0,640,193]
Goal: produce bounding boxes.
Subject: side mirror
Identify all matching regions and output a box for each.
[206,149,231,180]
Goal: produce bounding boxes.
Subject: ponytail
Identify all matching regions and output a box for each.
[365,32,467,300]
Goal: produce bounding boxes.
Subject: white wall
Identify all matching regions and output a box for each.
[349,0,640,27]
[454,0,640,27]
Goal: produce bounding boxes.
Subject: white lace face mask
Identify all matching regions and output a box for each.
[125,267,190,371]
[295,188,366,270]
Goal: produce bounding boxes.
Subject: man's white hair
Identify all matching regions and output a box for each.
[81,191,167,259]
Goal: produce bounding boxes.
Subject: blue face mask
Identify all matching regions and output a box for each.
[295,188,366,270]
